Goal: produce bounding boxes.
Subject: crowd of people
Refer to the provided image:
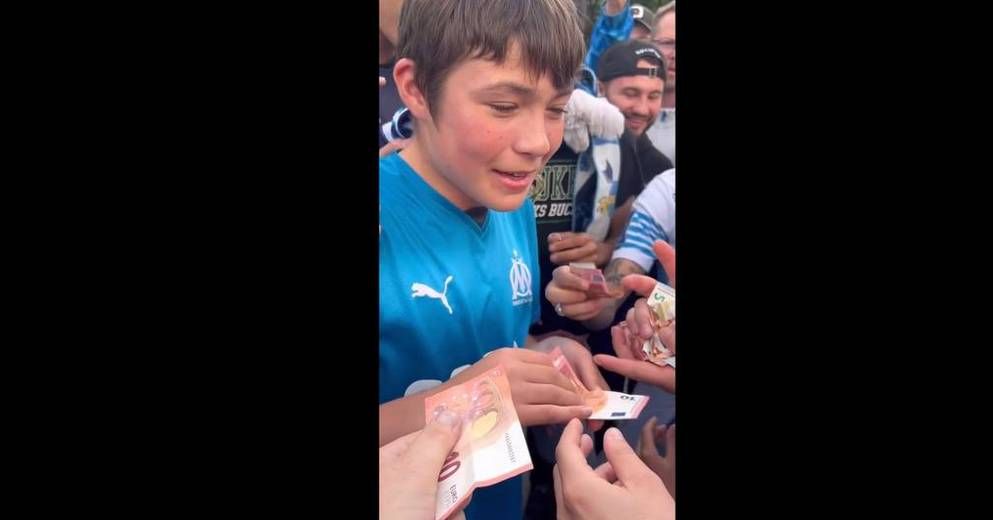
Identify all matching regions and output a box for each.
[378,1,677,518]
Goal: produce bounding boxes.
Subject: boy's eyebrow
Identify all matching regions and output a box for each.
[473,82,574,100]
[473,81,536,98]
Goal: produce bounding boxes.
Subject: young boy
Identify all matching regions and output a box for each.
[379,1,609,518]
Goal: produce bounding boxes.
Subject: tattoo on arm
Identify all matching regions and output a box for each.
[604,257,646,286]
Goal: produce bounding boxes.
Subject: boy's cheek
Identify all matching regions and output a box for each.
[546,133,566,157]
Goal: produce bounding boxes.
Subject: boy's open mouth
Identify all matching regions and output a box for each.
[492,169,536,192]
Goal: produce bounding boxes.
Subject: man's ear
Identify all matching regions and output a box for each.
[394,58,432,121]
[596,80,607,98]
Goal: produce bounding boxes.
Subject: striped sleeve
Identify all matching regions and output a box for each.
[613,170,675,271]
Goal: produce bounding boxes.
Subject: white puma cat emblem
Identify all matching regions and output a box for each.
[411,275,454,315]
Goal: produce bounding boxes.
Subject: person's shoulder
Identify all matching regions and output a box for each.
[380,153,411,191]
[636,131,666,158]
[651,169,675,190]
[379,154,409,217]
[379,152,403,173]
[637,134,673,175]
[638,170,675,203]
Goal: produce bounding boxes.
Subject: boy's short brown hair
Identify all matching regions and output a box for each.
[397,0,584,117]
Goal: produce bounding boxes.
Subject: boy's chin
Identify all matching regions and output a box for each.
[480,192,531,213]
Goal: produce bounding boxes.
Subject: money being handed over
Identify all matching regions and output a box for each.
[569,262,623,299]
[641,282,676,368]
[550,347,650,420]
[424,367,533,520]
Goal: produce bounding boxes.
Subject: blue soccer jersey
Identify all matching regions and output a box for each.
[379,153,542,520]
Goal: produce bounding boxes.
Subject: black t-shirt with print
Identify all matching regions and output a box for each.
[529,144,587,336]
[531,131,672,336]
[573,130,672,233]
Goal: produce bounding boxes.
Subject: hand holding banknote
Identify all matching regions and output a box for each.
[446,347,594,427]
[534,336,610,400]
[554,419,675,520]
[380,409,470,520]
[536,336,613,431]
[424,368,534,520]
[594,240,677,393]
[545,263,624,322]
[549,346,651,422]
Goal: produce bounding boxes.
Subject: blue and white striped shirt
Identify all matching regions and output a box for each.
[614,169,675,272]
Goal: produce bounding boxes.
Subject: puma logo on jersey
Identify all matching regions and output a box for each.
[411,275,454,315]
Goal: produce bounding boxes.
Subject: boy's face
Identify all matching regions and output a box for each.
[416,43,572,212]
[631,24,652,41]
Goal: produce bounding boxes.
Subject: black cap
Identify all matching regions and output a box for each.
[597,39,666,83]
[631,4,655,33]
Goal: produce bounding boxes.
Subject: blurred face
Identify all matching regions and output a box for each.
[410,44,571,211]
[601,58,665,135]
[652,11,676,89]
[631,24,652,41]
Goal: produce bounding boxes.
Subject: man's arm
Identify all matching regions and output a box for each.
[579,0,633,95]
[594,196,635,267]
[379,0,404,46]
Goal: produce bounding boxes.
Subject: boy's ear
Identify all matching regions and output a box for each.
[394,58,432,121]
[596,80,607,98]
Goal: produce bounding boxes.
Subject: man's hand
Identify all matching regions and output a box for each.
[638,417,675,498]
[545,264,620,322]
[548,232,600,265]
[380,410,470,520]
[604,0,629,18]
[554,419,674,520]
[594,240,677,393]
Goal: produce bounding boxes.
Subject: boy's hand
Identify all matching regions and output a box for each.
[531,336,610,432]
[448,348,593,427]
